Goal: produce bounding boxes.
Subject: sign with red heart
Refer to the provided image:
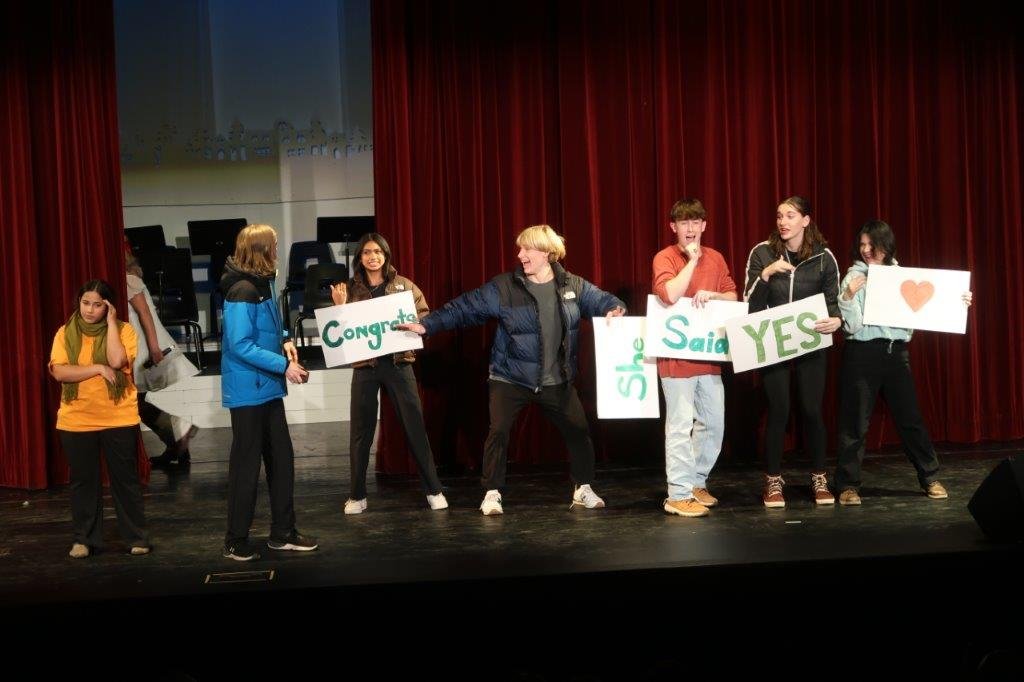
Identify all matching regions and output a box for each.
[862,264,971,334]
[899,280,935,312]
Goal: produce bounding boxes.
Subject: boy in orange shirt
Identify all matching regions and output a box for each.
[652,199,737,516]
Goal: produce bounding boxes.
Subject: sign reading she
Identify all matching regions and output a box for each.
[314,291,424,367]
[724,293,832,373]
[862,264,971,334]
[644,295,748,361]
[593,317,659,419]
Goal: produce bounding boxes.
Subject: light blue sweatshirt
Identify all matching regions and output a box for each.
[837,260,913,342]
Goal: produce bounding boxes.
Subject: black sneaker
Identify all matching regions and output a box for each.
[267,531,318,552]
[222,541,261,561]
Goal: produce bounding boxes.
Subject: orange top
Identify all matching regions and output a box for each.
[49,324,140,432]
[652,244,737,379]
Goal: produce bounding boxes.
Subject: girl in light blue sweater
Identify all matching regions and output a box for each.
[834,220,972,505]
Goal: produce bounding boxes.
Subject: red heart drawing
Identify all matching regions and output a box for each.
[900,280,935,312]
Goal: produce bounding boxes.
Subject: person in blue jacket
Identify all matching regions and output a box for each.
[220,224,318,561]
[399,225,626,515]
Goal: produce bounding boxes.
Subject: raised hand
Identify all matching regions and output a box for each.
[761,256,795,281]
[330,283,348,306]
[843,274,867,300]
[103,299,118,324]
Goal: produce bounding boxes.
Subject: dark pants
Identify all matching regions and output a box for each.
[761,349,828,475]
[483,380,595,490]
[59,426,148,548]
[349,358,443,499]
[834,340,940,491]
[225,399,296,545]
[137,392,176,450]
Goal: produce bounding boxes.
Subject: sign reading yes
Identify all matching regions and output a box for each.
[724,293,833,373]
[314,290,424,367]
[644,295,748,361]
[593,317,659,419]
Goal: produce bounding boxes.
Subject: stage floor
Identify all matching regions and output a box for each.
[2,426,1022,677]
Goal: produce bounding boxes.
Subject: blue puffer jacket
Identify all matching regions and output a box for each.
[220,259,289,408]
[421,262,626,391]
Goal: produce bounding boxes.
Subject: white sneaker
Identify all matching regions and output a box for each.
[344,498,368,515]
[427,492,449,510]
[480,489,503,515]
[571,484,605,510]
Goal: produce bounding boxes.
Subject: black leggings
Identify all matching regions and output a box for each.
[761,349,827,475]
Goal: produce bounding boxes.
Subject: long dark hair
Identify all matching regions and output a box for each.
[768,195,828,261]
[352,232,393,282]
[852,219,897,265]
[75,279,116,313]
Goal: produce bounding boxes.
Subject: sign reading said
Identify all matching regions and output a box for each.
[314,291,423,367]
[724,293,833,373]
[593,317,659,419]
[644,295,748,361]
[862,264,971,334]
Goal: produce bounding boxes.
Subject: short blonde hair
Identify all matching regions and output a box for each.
[233,224,278,277]
[515,224,566,262]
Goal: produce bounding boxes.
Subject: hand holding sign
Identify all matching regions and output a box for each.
[396,322,426,335]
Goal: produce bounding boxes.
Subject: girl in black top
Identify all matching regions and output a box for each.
[743,196,841,508]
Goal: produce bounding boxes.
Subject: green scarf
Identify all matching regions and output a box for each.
[61,311,129,405]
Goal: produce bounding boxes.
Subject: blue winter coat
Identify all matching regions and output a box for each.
[219,259,289,408]
[421,262,625,391]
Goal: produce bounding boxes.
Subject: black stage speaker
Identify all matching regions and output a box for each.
[968,456,1024,541]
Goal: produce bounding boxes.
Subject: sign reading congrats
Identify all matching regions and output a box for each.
[724,293,833,373]
[593,317,659,419]
[314,291,424,367]
[644,295,748,361]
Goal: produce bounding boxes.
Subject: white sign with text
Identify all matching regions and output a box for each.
[643,295,748,361]
[862,264,971,334]
[314,291,423,367]
[593,317,660,419]
[724,294,833,373]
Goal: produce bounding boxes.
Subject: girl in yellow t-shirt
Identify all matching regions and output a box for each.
[49,280,150,559]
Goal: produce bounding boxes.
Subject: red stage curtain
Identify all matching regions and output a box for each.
[0,1,147,489]
[371,0,1023,476]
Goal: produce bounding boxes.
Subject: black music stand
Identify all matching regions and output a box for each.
[186,218,248,339]
[125,225,170,306]
[316,216,375,273]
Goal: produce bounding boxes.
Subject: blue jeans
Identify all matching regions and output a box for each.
[661,374,725,500]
